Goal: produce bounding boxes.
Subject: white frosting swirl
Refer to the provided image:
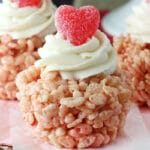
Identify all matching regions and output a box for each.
[126,0,150,43]
[0,0,56,39]
[35,30,117,79]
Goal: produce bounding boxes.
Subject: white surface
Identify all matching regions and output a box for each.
[102,0,141,36]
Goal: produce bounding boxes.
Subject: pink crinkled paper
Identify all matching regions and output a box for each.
[1,101,150,150]
[0,101,12,145]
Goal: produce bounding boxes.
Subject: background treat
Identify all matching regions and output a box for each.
[126,0,150,43]
[0,0,56,100]
[16,5,131,148]
[113,0,150,106]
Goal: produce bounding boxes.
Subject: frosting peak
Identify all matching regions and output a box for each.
[35,30,117,79]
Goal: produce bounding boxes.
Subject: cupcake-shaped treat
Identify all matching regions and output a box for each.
[0,0,56,100]
[16,5,131,148]
[113,0,150,106]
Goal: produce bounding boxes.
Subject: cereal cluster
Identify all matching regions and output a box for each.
[0,34,43,100]
[16,66,130,148]
[114,35,150,106]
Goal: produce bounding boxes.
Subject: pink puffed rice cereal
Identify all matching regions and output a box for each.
[16,66,131,148]
[0,34,43,100]
[113,35,150,107]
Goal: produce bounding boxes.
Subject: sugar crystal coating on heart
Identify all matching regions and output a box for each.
[12,0,42,8]
[55,5,100,45]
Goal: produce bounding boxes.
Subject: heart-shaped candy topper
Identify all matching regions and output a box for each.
[55,5,100,46]
[12,0,42,8]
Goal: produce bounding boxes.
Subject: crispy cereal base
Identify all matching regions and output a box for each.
[16,66,131,148]
[113,35,150,107]
[0,34,43,100]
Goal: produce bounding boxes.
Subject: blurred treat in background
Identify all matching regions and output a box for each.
[74,0,129,10]
[102,0,141,37]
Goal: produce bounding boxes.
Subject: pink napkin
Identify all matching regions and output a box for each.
[7,102,150,150]
[0,101,12,145]
[140,107,150,133]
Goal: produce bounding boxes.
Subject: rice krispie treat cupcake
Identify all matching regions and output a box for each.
[113,0,150,106]
[16,5,131,148]
[0,0,56,100]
